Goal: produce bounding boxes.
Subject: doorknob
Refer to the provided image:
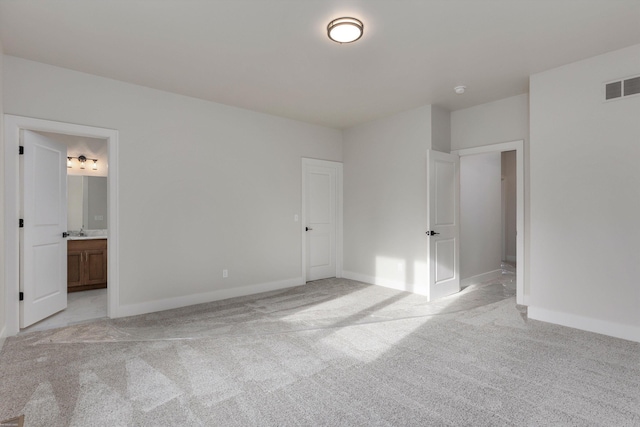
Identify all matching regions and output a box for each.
[62,232,69,238]
[306,227,313,231]
[426,230,440,236]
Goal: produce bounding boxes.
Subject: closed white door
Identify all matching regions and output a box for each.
[21,130,68,328]
[304,161,337,281]
[427,150,460,300]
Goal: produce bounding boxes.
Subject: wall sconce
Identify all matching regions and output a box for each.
[67,155,98,171]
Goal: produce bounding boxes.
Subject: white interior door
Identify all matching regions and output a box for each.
[304,162,337,281]
[427,150,460,300]
[20,130,68,328]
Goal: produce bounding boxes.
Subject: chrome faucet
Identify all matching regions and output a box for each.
[79,227,85,237]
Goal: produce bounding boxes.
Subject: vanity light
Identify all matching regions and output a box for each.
[67,155,99,171]
[327,17,363,44]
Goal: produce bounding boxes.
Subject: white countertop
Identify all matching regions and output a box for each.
[67,236,107,241]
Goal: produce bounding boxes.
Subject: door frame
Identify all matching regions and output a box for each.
[452,140,526,306]
[3,115,120,336]
[301,158,343,283]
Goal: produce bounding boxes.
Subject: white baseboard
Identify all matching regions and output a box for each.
[528,306,640,343]
[342,271,428,296]
[460,269,502,288]
[117,277,304,318]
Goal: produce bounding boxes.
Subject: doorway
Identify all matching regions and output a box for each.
[453,140,525,305]
[22,131,109,332]
[3,115,119,336]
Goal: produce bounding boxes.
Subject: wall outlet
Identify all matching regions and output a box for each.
[222,269,228,278]
[94,215,104,221]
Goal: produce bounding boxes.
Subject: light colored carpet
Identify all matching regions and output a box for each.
[0,275,638,426]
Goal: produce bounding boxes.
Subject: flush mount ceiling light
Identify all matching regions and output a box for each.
[327,17,363,44]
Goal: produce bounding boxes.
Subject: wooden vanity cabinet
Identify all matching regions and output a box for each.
[67,239,107,292]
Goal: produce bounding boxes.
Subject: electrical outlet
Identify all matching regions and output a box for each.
[222,269,228,278]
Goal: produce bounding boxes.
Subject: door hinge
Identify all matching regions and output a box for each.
[19,219,24,228]
[19,146,24,155]
[19,292,24,301]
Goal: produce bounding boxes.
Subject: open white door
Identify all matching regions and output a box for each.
[427,150,460,300]
[20,130,68,328]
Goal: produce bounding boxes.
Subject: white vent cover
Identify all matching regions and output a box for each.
[605,75,640,101]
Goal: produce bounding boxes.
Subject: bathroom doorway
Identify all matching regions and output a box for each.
[3,115,120,336]
[22,132,109,332]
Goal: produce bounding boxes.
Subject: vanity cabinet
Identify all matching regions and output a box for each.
[67,239,107,292]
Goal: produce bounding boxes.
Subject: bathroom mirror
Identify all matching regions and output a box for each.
[67,176,108,230]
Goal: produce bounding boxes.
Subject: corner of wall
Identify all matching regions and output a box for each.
[0,41,6,338]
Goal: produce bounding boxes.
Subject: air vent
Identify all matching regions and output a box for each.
[624,76,640,97]
[605,81,622,100]
[605,75,640,102]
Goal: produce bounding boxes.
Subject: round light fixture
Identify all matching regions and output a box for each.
[327,17,363,44]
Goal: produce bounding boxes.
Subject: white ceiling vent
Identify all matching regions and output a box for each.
[604,75,640,101]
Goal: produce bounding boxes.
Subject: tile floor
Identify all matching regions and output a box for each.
[20,288,107,334]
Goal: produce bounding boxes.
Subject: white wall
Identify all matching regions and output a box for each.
[431,105,451,153]
[0,40,5,344]
[343,105,433,294]
[451,94,529,151]
[528,44,640,342]
[3,56,342,313]
[460,152,502,280]
[451,94,530,295]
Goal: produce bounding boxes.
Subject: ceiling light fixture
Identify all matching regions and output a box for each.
[327,17,363,44]
[454,85,466,94]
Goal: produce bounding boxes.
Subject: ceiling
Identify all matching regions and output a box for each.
[2,1,639,129]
